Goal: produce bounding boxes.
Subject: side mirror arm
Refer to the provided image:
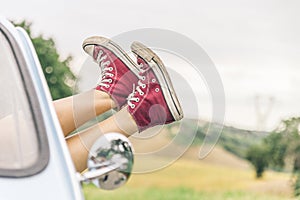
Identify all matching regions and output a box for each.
[79,162,120,183]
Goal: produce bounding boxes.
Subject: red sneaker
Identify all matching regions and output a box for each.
[127,41,184,132]
[82,36,140,110]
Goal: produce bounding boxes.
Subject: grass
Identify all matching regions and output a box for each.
[83,157,295,200]
[84,186,291,200]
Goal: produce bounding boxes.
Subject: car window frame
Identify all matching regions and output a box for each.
[0,23,49,178]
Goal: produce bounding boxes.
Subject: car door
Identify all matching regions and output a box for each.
[0,18,84,200]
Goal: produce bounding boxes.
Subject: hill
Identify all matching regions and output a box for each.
[129,118,270,171]
[171,118,269,159]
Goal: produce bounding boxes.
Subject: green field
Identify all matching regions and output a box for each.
[84,186,291,200]
[83,155,295,200]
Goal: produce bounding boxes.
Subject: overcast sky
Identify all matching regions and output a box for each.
[1,0,300,131]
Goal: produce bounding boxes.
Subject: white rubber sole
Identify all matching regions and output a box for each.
[130,41,184,121]
[82,36,140,77]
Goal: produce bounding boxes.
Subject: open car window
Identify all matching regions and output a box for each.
[0,24,49,177]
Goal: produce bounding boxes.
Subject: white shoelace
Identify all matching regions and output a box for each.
[127,64,147,109]
[96,50,114,88]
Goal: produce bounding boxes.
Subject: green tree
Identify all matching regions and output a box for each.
[271,118,300,170]
[246,144,269,178]
[277,118,300,197]
[245,117,300,196]
[13,20,76,100]
[263,132,287,170]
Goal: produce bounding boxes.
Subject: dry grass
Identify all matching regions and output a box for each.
[129,157,292,195]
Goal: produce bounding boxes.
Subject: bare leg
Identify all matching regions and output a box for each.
[54,90,116,136]
[66,107,138,172]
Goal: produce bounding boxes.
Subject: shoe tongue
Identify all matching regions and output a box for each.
[93,45,101,60]
[137,56,150,71]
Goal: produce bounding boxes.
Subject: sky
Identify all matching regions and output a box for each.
[1,0,300,131]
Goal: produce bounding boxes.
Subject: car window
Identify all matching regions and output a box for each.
[0,31,39,171]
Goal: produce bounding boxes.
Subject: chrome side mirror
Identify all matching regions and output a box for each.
[80,133,134,190]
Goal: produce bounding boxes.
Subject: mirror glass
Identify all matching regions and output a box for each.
[87,133,134,190]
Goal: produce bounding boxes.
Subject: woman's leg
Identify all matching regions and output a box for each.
[54,36,140,136]
[66,107,138,172]
[66,39,183,172]
[54,90,116,136]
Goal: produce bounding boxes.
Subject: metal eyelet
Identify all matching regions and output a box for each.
[135,98,140,102]
[131,104,135,109]
[155,88,159,92]
[142,84,146,89]
[105,85,110,88]
[142,76,146,81]
[139,92,144,95]
[152,79,156,83]
[108,79,113,83]
[109,67,113,71]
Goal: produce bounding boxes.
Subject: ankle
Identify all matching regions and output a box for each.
[114,107,138,136]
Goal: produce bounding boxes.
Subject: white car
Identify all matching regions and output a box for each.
[0,17,133,200]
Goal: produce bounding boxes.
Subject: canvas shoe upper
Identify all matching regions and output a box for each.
[127,42,183,132]
[82,36,140,110]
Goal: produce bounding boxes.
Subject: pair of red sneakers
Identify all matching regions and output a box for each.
[82,36,183,132]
